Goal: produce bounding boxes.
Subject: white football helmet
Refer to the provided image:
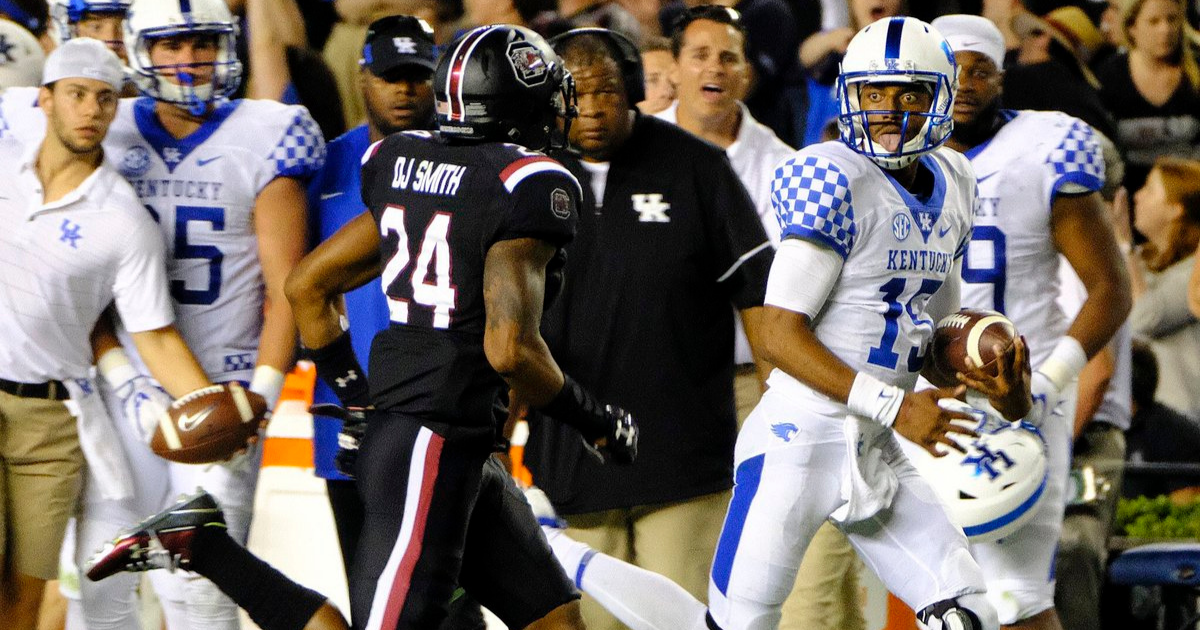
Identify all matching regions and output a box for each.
[837,16,958,170]
[50,0,131,50]
[123,0,242,115]
[910,398,1048,544]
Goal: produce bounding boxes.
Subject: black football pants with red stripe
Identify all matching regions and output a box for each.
[349,412,578,630]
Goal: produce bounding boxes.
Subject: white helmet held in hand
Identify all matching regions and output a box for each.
[909,398,1048,543]
[123,0,242,115]
[837,16,958,170]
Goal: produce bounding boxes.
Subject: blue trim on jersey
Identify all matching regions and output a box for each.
[882,153,947,244]
[961,471,1048,539]
[884,17,904,59]
[712,454,765,595]
[308,124,387,480]
[773,155,856,260]
[133,96,240,173]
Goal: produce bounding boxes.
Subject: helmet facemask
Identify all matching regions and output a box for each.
[124,0,243,116]
[837,68,955,170]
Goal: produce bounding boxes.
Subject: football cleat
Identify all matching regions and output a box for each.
[85,489,226,581]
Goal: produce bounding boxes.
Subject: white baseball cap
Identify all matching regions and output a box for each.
[42,38,125,89]
[0,19,46,90]
[931,14,1007,69]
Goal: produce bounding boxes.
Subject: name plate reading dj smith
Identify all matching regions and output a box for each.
[392,157,468,197]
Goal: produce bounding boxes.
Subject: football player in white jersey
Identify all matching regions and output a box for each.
[531,16,1034,630]
[49,0,131,63]
[924,15,1131,630]
[51,0,324,628]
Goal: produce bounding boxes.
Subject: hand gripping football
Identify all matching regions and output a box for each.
[151,383,269,464]
[925,308,1018,387]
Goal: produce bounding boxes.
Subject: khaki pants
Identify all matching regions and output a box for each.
[566,491,730,630]
[0,391,84,580]
[734,370,865,630]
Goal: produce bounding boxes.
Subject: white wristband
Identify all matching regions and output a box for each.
[847,372,904,428]
[97,348,139,390]
[1037,336,1087,392]
[249,365,286,410]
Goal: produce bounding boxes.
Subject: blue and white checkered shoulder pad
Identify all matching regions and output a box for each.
[270,107,327,179]
[1045,118,1103,193]
[772,153,856,259]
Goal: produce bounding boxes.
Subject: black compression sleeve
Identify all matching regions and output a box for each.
[306,331,370,408]
[538,374,607,441]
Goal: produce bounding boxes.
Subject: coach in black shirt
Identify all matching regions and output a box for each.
[525,28,772,630]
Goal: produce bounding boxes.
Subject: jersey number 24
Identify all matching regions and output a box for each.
[380,205,457,329]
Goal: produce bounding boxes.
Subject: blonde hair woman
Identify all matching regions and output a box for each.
[1118,158,1200,416]
[1097,0,1200,192]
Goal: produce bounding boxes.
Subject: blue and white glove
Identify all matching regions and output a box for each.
[1028,371,1062,428]
[98,348,172,441]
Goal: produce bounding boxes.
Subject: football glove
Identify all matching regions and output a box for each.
[310,403,370,478]
[112,375,173,442]
[582,406,638,465]
[1028,371,1062,428]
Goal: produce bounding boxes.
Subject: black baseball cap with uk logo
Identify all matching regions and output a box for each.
[360,15,438,76]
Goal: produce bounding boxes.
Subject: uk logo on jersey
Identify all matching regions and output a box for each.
[507,41,548,87]
[632,193,670,223]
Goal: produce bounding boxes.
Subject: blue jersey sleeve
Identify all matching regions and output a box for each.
[270,107,327,179]
[1046,119,1104,195]
[772,154,856,259]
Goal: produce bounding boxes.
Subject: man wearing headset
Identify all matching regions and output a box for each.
[523,26,773,630]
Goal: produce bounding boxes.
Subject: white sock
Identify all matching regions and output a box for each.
[543,527,708,630]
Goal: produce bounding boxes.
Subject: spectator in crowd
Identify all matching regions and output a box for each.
[527,27,772,630]
[530,0,644,44]
[1116,158,1200,417]
[0,17,44,89]
[1123,340,1200,499]
[0,39,220,629]
[797,0,903,146]
[1006,5,1118,139]
[660,1,801,144]
[1097,0,1200,193]
[637,36,675,113]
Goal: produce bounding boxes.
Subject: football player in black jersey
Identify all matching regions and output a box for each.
[284,24,637,630]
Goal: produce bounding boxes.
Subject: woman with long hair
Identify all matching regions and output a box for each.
[1097,0,1200,192]
[1118,158,1200,417]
